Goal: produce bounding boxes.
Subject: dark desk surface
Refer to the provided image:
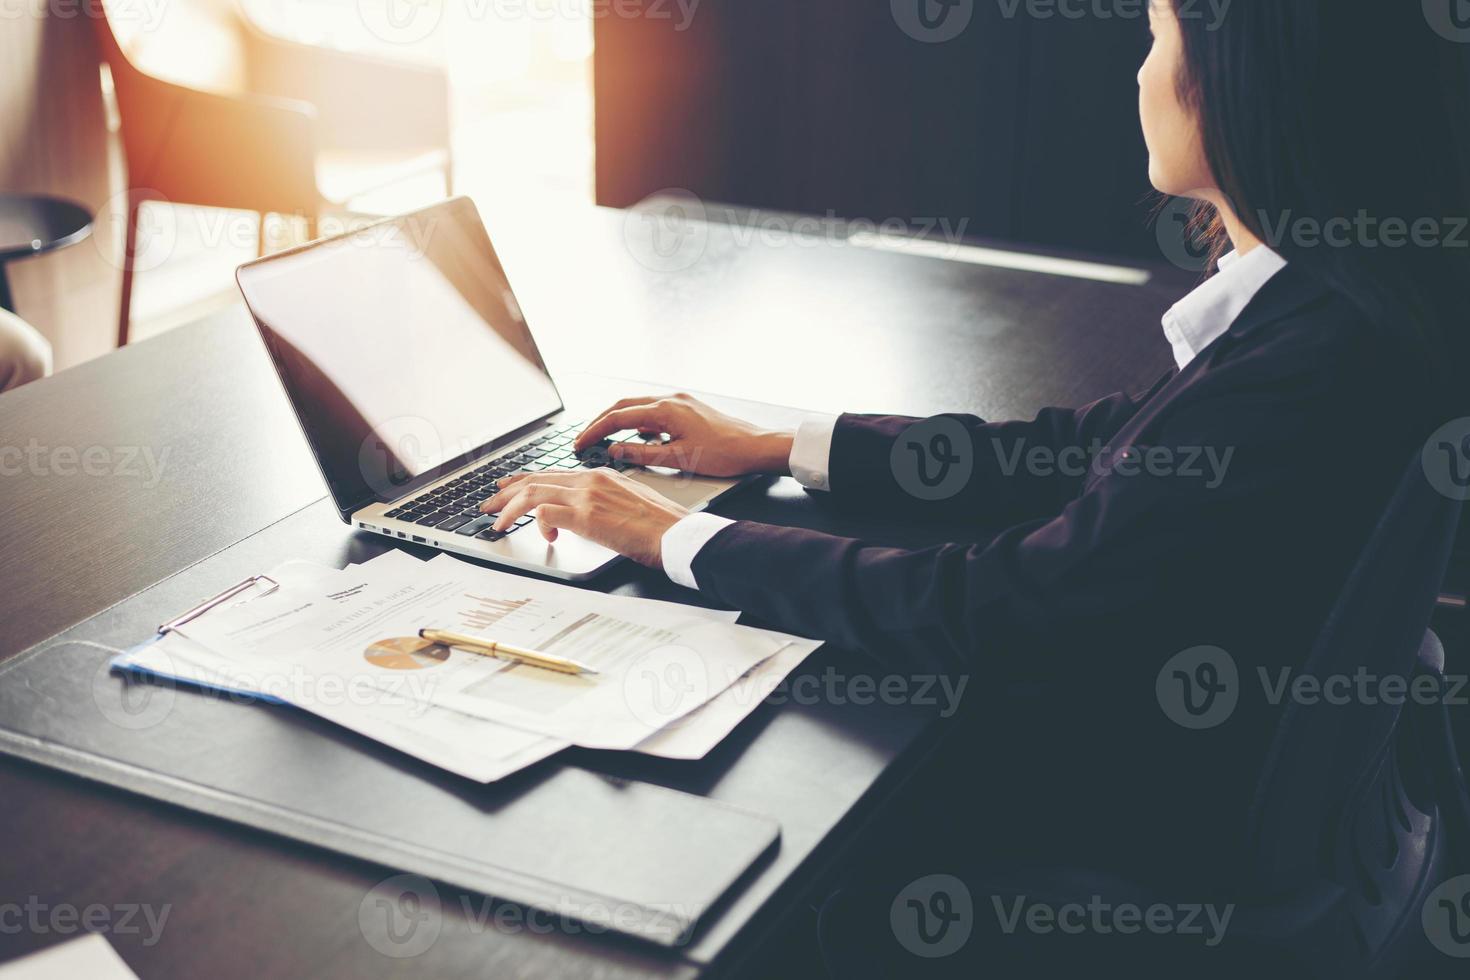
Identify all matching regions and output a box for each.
[0,205,1182,978]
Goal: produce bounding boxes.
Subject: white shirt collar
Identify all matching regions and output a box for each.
[1161,245,1288,369]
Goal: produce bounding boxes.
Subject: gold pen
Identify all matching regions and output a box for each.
[417,628,598,676]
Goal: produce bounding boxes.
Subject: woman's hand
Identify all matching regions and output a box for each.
[573,393,794,478]
[480,469,690,567]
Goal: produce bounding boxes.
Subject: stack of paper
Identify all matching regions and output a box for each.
[112,551,819,782]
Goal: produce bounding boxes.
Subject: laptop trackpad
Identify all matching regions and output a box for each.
[626,467,740,509]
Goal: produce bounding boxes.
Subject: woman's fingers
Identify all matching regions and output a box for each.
[532,503,578,542]
[482,479,542,517]
[485,470,589,508]
[607,438,682,468]
[575,403,673,450]
[607,395,660,413]
[485,483,577,530]
[470,467,687,566]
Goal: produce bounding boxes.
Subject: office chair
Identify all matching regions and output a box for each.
[819,445,1470,978]
[92,0,454,347]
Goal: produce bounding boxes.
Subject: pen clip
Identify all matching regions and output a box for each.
[158,575,280,635]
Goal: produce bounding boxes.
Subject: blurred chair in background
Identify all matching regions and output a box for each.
[0,309,53,392]
[93,0,454,347]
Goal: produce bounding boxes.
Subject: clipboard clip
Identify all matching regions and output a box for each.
[158,575,279,635]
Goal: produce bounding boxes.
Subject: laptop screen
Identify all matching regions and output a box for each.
[237,198,563,512]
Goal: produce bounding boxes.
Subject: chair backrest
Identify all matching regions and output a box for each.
[99,0,251,93]
[90,0,320,215]
[89,1,208,200]
[1247,441,1461,886]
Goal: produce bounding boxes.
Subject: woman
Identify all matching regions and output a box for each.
[484,0,1468,938]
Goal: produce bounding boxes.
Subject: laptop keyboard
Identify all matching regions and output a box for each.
[379,421,626,541]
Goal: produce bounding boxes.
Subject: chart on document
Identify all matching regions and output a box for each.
[459,595,533,631]
[455,593,680,667]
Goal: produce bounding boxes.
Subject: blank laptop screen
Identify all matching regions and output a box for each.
[238,199,563,510]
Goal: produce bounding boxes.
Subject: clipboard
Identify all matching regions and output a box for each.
[109,575,287,702]
[158,574,280,633]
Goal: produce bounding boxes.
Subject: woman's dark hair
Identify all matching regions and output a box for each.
[1169,0,1470,412]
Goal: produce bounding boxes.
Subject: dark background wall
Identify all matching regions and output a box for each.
[594,0,1159,260]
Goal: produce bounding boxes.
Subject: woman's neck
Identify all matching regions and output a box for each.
[1215,198,1265,257]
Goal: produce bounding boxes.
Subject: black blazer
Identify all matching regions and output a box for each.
[690,263,1433,884]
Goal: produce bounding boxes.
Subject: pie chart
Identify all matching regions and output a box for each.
[364,636,451,670]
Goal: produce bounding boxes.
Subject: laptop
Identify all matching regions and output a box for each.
[236,197,746,580]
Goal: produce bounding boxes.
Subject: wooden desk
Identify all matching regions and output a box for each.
[0,206,1182,977]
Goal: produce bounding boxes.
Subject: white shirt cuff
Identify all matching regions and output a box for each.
[789,413,839,491]
[661,512,736,589]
